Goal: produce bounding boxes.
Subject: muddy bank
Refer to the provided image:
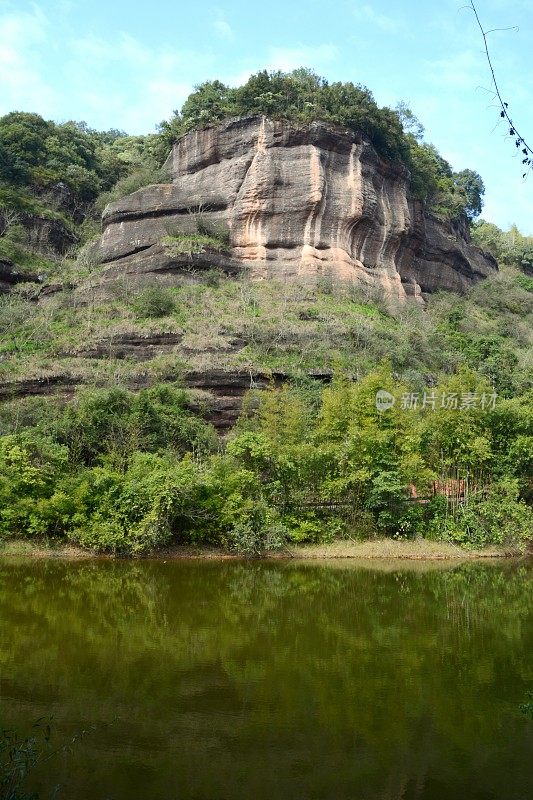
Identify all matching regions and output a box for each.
[0,538,526,562]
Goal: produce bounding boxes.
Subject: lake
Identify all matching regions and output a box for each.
[1,557,532,800]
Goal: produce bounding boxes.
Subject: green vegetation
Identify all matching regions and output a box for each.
[0,354,531,555]
[0,226,56,276]
[0,113,166,280]
[0,113,164,207]
[0,75,531,557]
[160,69,484,219]
[162,232,231,256]
[0,68,485,277]
[472,220,533,273]
[2,249,530,386]
[132,285,178,319]
[0,224,532,556]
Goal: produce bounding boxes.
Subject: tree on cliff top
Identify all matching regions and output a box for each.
[158,69,484,222]
[159,69,409,167]
[0,71,485,231]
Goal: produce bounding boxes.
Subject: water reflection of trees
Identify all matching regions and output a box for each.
[0,560,532,800]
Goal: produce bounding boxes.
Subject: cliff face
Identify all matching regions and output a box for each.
[97,116,497,298]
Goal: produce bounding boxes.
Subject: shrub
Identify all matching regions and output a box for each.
[227,520,287,556]
[68,454,176,554]
[51,384,217,466]
[132,286,177,319]
[1,360,531,555]
[428,479,533,548]
[0,432,69,536]
[282,516,341,544]
[194,216,231,246]
[94,163,170,213]
[162,232,230,256]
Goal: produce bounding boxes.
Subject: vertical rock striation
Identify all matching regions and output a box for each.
[96,116,497,298]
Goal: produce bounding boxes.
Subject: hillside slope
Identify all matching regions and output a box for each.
[0,78,531,554]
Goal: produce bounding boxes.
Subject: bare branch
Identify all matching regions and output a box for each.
[0,207,21,237]
[483,26,519,36]
[468,0,533,178]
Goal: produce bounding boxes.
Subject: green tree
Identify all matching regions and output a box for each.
[453,168,485,220]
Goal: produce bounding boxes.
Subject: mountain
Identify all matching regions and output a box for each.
[95,116,496,302]
[0,84,531,555]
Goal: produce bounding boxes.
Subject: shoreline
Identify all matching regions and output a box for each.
[0,538,528,562]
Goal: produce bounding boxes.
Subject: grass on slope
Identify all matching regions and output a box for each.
[0,258,531,401]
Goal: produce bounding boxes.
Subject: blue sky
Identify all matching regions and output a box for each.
[1,0,533,232]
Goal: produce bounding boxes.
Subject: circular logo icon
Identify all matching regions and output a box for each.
[375,389,395,411]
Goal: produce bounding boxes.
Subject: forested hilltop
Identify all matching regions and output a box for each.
[1,68,487,252]
[0,69,532,556]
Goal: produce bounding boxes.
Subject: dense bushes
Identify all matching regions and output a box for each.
[0,366,531,555]
[231,367,532,547]
[132,286,178,319]
[0,114,128,205]
[0,262,531,556]
[0,114,167,278]
[0,429,278,556]
[472,221,533,273]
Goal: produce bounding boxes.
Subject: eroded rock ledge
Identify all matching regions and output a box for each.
[0,258,42,294]
[96,116,497,299]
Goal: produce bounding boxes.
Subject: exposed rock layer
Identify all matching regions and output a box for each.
[0,258,42,294]
[25,215,78,255]
[97,116,497,298]
[0,369,330,431]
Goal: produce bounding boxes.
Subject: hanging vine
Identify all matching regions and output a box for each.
[468,0,533,177]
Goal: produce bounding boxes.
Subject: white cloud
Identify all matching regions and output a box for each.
[266,44,338,72]
[353,3,404,33]
[226,68,255,87]
[0,4,47,44]
[222,44,339,90]
[0,4,216,131]
[214,18,234,41]
[72,32,174,70]
[0,5,58,116]
[65,33,215,132]
[142,78,192,123]
[427,49,482,90]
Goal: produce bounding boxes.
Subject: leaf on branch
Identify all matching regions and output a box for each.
[470,1,531,176]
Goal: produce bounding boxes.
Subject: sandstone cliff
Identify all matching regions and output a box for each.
[96,116,497,299]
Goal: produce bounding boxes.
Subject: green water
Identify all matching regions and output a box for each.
[0,558,532,800]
